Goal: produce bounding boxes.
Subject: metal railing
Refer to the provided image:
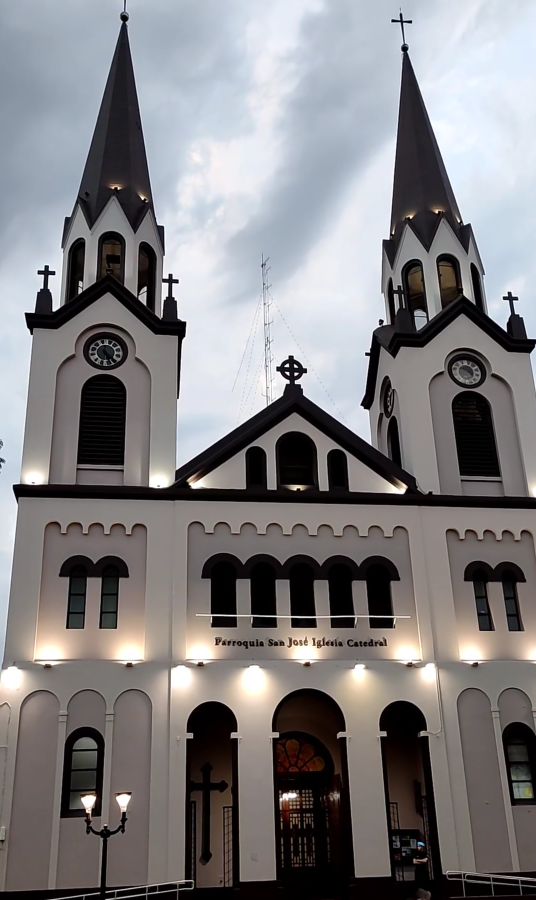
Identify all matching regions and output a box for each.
[447,871,536,896]
[46,880,195,900]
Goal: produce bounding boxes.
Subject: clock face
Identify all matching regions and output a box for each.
[449,355,485,388]
[84,334,127,370]
[383,380,395,418]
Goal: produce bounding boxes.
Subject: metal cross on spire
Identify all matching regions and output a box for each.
[38,265,56,291]
[120,0,129,23]
[163,273,179,301]
[503,291,519,317]
[391,9,413,51]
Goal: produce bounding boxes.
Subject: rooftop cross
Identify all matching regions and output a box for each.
[277,355,307,387]
[163,273,179,301]
[503,291,519,317]
[37,265,56,290]
[391,9,413,51]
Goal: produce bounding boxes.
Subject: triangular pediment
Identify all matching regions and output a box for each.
[175,386,418,495]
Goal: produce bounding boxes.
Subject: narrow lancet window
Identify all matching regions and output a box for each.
[137,243,156,311]
[452,393,500,477]
[403,261,428,329]
[67,240,85,301]
[437,255,462,307]
[99,233,125,282]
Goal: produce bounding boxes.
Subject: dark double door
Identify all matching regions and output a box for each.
[278,777,342,898]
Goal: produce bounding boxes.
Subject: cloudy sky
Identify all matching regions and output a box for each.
[1,0,536,645]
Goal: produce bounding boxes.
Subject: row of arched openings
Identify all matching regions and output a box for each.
[386,257,484,327]
[465,562,525,632]
[386,392,500,479]
[246,439,350,490]
[203,556,399,629]
[67,233,157,311]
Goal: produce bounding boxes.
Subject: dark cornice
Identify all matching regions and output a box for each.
[26,275,186,338]
[26,275,186,396]
[173,384,419,493]
[362,297,535,409]
[13,482,536,510]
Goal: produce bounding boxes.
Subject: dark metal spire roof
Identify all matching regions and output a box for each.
[389,50,463,250]
[77,19,154,232]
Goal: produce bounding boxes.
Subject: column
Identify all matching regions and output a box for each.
[492,708,519,870]
[48,711,68,888]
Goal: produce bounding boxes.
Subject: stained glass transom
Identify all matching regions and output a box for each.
[277,736,326,773]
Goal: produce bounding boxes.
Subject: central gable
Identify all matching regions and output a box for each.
[175,386,418,495]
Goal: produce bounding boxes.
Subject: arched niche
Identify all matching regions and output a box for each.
[186,702,239,889]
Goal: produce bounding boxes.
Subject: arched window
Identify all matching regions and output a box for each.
[502,571,523,631]
[328,564,354,628]
[452,392,500,477]
[246,447,267,489]
[472,571,493,631]
[366,564,395,629]
[471,264,484,311]
[66,565,87,629]
[277,433,317,489]
[403,261,428,330]
[98,232,125,282]
[210,562,237,628]
[137,243,156,311]
[67,239,85,301]
[289,563,316,628]
[503,724,536,804]
[77,375,126,467]
[327,449,349,491]
[387,279,396,323]
[437,255,462,308]
[251,562,277,628]
[100,565,119,629]
[387,417,402,468]
[61,727,104,817]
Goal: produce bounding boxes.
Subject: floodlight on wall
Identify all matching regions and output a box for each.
[242,664,265,694]
[172,665,192,688]
[25,472,44,486]
[3,666,22,690]
[354,663,366,671]
[421,663,437,683]
[149,475,170,489]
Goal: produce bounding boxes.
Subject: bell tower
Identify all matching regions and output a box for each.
[60,10,165,315]
[362,29,536,499]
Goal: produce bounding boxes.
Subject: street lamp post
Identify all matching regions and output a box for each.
[81,792,132,900]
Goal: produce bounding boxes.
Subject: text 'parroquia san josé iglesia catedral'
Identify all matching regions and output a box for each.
[3,7,536,900]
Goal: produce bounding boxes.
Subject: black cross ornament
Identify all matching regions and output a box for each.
[503,291,519,317]
[38,265,56,290]
[190,763,228,865]
[391,9,413,48]
[277,355,307,387]
[393,283,407,310]
[163,273,179,300]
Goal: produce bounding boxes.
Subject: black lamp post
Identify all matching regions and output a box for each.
[81,791,132,900]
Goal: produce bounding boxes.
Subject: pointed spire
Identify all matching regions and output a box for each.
[390,50,463,249]
[77,15,154,232]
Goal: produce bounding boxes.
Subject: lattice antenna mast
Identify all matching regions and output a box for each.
[261,254,275,406]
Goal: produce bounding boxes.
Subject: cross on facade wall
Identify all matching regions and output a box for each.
[38,265,56,290]
[190,763,228,864]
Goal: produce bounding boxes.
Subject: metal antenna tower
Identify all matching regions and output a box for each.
[261,254,275,406]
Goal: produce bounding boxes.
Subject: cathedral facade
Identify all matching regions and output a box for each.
[2,13,536,899]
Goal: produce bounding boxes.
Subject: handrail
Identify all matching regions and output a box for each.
[447,870,536,896]
[46,880,195,900]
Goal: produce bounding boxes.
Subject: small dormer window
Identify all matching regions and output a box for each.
[137,243,156,311]
[437,255,462,307]
[99,232,125,283]
[403,261,428,329]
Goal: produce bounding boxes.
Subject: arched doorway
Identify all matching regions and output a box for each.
[186,703,239,889]
[380,702,441,887]
[273,690,353,898]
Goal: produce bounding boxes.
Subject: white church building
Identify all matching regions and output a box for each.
[2,11,536,899]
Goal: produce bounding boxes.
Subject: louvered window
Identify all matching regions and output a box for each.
[77,375,126,466]
[452,392,500,477]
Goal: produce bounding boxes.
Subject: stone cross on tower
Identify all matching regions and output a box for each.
[38,265,56,290]
[190,763,228,864]
[162,273,179,321]
[503,291,519,317]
